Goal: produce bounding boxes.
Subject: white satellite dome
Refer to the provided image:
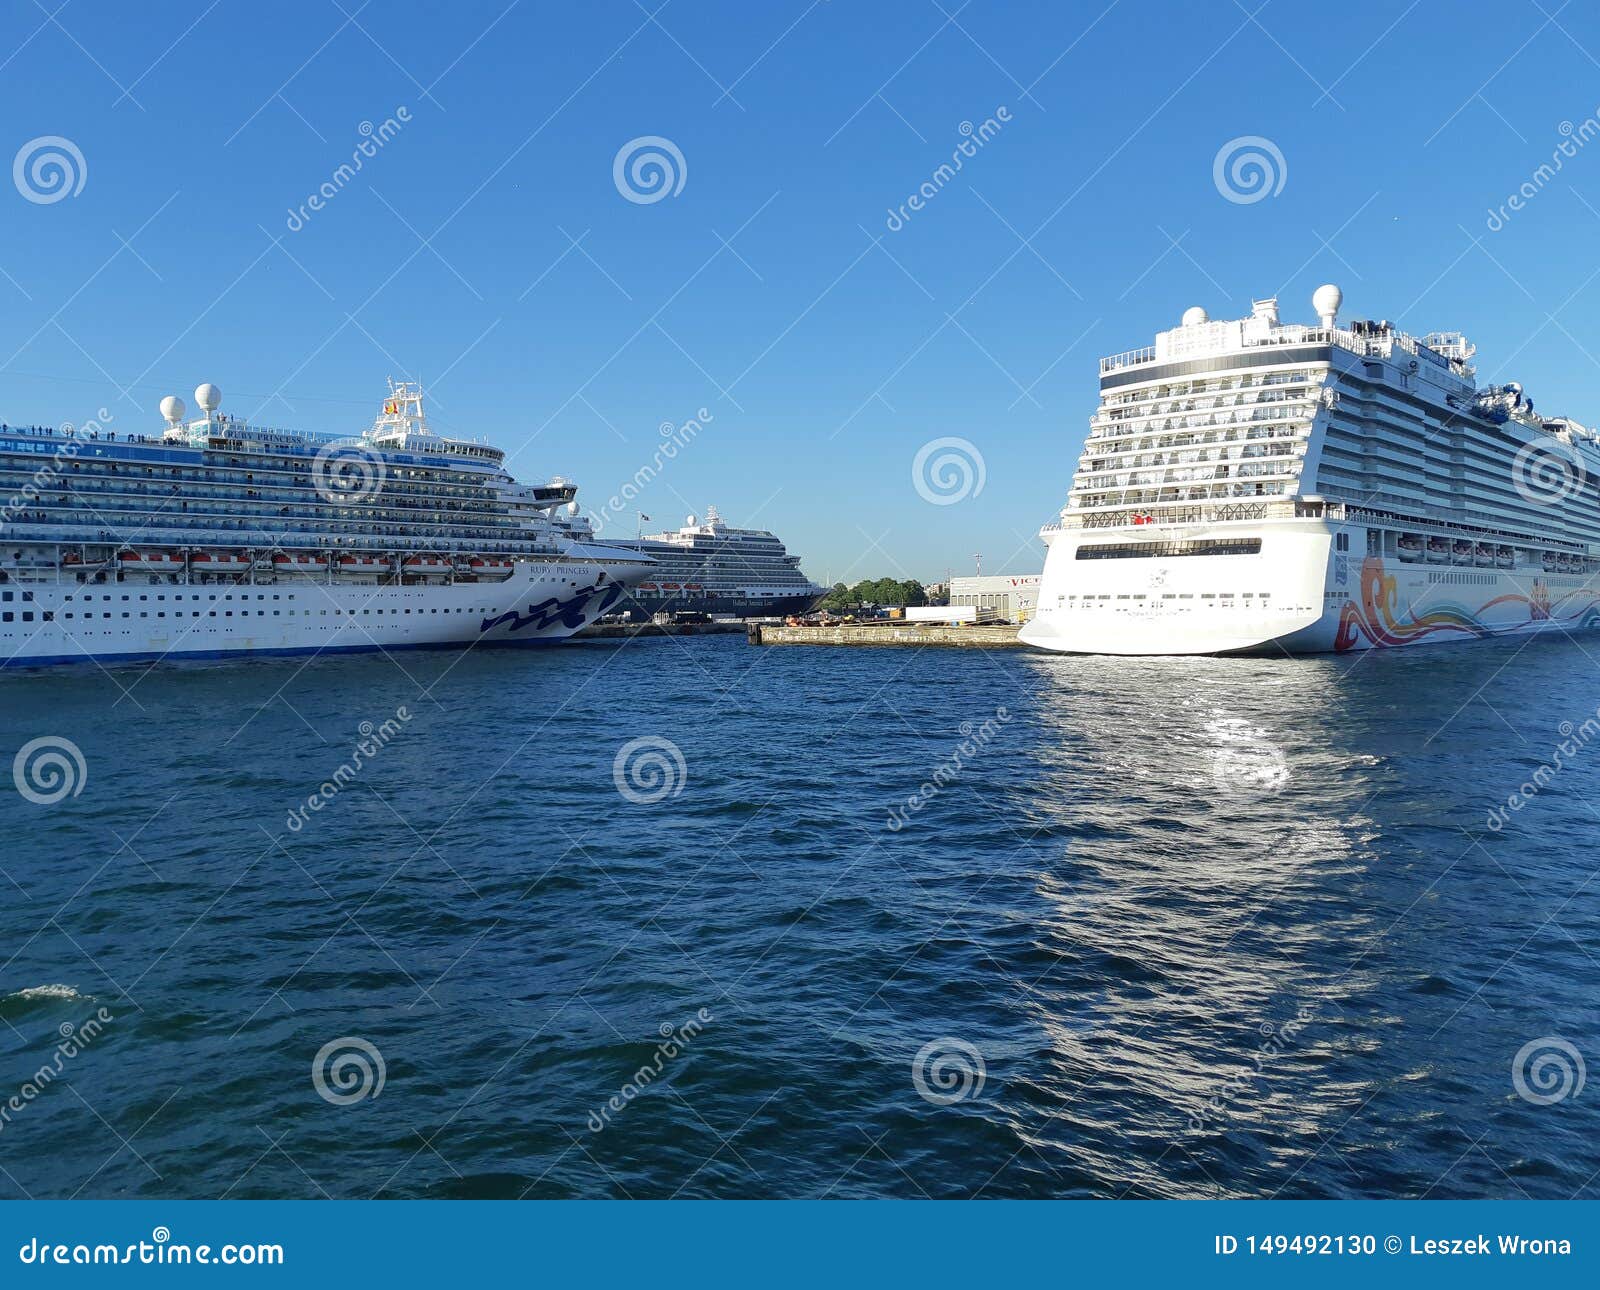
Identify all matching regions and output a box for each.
[566,500,579,516]
[1312,284,1343,327]
[686,513,696,526]
[1181,306,1209,327]
[194,383,222,412]
[159,395,186,424]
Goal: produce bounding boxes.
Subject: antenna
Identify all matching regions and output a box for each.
[973,553,982,576]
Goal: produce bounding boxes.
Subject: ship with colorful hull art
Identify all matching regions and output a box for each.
[1022,285,1600,655]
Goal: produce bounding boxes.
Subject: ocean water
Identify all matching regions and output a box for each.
[0,632,1596,1199]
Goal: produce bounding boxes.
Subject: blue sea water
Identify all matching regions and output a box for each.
[0,632,1596,1199]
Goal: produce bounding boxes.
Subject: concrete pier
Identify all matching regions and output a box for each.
[747,622,1026,648]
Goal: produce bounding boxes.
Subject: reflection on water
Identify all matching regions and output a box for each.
[0,636,1596,1197]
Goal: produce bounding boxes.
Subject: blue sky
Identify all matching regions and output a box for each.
[3,0,1599,583]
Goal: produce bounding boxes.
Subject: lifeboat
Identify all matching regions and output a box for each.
[661,583,681,590]
[272,552,327,574]
[1542,552,1560,572]
[401,555,453,576]
[1397,534,1423,563]
[1496,545,1515,569]
[467,556,513,579]
[637,582,658,591]
[1556,554,1575,573]
[1426,538,1450,564]
[684,582,702,590]
[117,548,184,573]
[1452,540,1474,562]
[189,551,251,572]
[337,554,388,573]
[1474,543,1494,567]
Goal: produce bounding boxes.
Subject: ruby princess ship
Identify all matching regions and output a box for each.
[1021,285,1600,655]
[0,381,653,668]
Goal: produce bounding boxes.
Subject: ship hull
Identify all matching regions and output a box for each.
[0,545,652,670]
[615,589,825,620]
[1020,518,1600,656]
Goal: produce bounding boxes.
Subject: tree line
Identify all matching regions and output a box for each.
[818,578,931,611]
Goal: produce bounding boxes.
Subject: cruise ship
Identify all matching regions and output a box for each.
[0,382,653,668]
[1021,286,1600,655]
[559,506,825,619]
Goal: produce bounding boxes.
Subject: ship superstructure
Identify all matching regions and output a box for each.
[560,506,825,619]
[1021,286,1600,654]
[0,381,652,667]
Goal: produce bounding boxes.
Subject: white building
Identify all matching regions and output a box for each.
[948,573,1040,622]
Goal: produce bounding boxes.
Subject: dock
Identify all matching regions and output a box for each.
[576,620,747,640]
[747,622,1027,648]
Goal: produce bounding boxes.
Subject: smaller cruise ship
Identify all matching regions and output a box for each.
[558,507,825,619]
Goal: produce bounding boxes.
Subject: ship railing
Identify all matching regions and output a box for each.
[1099,346,1156,373]
[0,524,563,556]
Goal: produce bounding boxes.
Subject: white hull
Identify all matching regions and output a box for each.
[1020,518,1600,656]
[0,544,651,668]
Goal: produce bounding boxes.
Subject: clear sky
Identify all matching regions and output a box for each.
[2,0,1598,584]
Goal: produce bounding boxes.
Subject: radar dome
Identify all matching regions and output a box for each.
[686,514,696,526]
[1181,306,1209,327]
[194,383,222,412]
[1312,284,1343,326]
[159,395,186,424]
[566,500,579,516]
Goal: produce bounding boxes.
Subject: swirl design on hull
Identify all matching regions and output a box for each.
[1336,557,1600,650]
[481,583,620,636]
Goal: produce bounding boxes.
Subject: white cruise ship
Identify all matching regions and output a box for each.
[556,506,825,619]
[0,382,653,668]
[1021,286,1600,655]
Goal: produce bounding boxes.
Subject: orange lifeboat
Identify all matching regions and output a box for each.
[188,551,251,572]
[117,549,184,574]
[272,552,327,573]
[402,555,453,576]
[467,556,514,579]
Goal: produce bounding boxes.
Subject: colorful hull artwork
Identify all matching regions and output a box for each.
[1335,557,1600,651]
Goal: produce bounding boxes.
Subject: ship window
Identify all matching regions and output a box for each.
[1,612,10,622]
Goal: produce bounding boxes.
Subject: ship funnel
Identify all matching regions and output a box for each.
[1313,283,1342,328]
